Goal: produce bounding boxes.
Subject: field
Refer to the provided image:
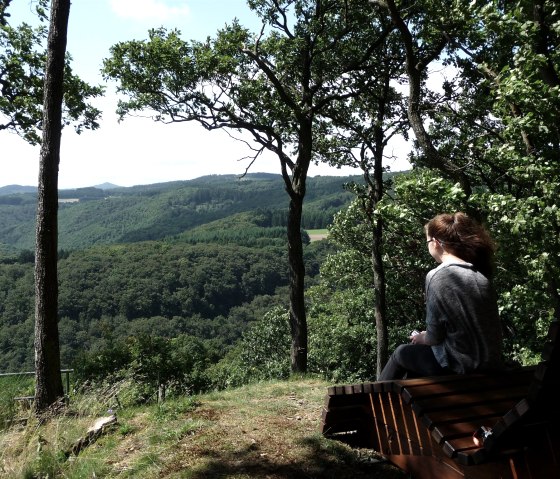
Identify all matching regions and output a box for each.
[307,229,328,242]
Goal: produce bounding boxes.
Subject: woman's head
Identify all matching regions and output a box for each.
[425,212,496,277]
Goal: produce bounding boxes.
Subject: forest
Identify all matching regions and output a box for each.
[0,0,558,408]
[0,174,357,375]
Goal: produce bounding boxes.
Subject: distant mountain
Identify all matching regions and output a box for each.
[0,185,36,195]
[0,172,402,253]
[94,182,121,190]
[0,183,121,195]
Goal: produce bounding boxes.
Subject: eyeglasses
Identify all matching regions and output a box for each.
[426,238,443,245]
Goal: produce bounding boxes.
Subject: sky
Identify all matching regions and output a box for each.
[2,0,411,189]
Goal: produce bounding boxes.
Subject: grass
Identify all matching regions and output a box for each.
[0,377,408,478]
[0,374,35,430]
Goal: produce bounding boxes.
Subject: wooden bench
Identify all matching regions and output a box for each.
[321,320,560,479]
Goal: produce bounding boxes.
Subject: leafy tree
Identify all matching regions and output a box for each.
[376,0,560,358]
[102,0,394,372]
[0,0,102,144]
[321,32,408,376]
[1,0,103,410]
[466,2,559,350]
[307,283,378,382]
[74,333,215,402]
[373,0,475,193]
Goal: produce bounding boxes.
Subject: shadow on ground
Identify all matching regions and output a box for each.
[163,434,408,478]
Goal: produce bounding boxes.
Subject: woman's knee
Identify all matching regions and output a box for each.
[393,343,411,361]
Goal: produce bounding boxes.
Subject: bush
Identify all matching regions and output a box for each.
[73,333,216,404]
[207,307,291,389]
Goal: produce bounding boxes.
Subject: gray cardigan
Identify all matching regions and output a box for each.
[424,261,504,374]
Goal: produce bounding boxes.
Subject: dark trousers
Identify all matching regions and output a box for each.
[378,343,450,380]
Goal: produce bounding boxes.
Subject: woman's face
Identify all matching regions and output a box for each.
[426,233,442,263]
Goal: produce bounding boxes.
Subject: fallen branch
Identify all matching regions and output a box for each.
[66,414,118,457]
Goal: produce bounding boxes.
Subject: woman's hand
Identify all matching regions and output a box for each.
[410,330,427,344]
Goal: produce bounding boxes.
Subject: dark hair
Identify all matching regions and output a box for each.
[425,212,496,278]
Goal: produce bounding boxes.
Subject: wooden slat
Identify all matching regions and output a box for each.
[399,369,534,405]
[369,391,430,457]
[369,391,392,454]
[421,397,520,429]
[391,373,486,398]
[352,383,364,394]
[397,393,424,456]
[386,392,406,455]
[441,433,481,459]
[411,384,530,416]
[430,415,502,445]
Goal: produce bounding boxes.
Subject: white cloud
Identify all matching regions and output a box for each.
[109,0,190,22]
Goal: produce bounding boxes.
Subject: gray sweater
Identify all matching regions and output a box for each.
[424,261,504,374]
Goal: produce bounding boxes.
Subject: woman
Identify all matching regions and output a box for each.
[379,212,504,380]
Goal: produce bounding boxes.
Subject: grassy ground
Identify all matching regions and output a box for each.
[0,377,408,478]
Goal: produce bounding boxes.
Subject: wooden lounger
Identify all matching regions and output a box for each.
[321,320,560,479]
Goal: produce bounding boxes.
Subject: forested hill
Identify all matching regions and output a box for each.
[0,173,363,253]
[0,172,372,372]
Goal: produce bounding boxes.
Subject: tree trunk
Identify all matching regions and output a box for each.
[287,189,307,373]
[282,121,312,374]
[34,0,69,413]
[372,216,387,378]
[370,146,388,378]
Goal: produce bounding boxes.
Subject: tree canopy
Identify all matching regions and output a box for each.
[102,0,408,373]
[0,0,103,144]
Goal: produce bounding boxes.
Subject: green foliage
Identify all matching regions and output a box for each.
[74,333,216,404]
[325,170,462,335]
[405,0,560,360]
[0,239,297,372]
[0,1,103,144]
[0,174,342,375]
[207,307,291,389]
[0,174,346,375]
[27,448,68,479]
[307,285,378,383]
[208,287,388,386]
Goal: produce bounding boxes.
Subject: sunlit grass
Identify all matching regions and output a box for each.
[306,228,328,235]
[0,377,407,478]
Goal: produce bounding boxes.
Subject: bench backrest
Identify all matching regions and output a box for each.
[474,319,560,461]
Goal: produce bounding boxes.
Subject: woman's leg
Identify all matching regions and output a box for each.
[378,343,447,380]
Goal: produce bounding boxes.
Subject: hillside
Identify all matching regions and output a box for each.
[0,378,407,478]
[0,173,364,252]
